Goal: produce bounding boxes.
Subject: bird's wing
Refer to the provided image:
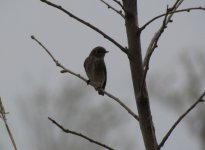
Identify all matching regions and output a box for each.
[102,62,107,89]
[83,57,87,69]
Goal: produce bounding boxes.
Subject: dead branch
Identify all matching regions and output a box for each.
[158,92,205,149]
[40,0,128,55]
[141,0,184,93]
[140,6,205,31]
[100,0,124,18]
[141,6,170,94]
[48,117,115,150]
[112,0,125,12]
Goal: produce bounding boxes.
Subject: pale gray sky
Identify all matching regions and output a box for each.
[0,0,205,150]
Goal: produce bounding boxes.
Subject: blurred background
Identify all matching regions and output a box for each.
[0,0,205,150]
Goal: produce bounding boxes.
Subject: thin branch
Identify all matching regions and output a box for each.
[158,92,205,149]
[40,0,128,55]
[31,35,139,121]
[48,117,115,150]
[140,0,182,31]
[0,98,17,150]
[103,90,139,120]
[169,0,183,12]
[141,0,184,94]
[140,6,205,31]
[141,6,170,94]
[112,0,125,12]
[144,0,184,64]
[100,0,125,18]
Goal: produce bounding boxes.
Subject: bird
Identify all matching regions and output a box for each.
[84,46,108,96]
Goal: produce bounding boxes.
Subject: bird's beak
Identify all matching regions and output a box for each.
[105,51,109,53]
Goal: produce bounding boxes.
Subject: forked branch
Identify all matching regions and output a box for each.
[158,92,205,149]
[112,0,126,12]
[48,117,115,150]
[141,6,170,94]
[140,6,205,31]
[31,35,139,121]
[100,0,125,18]
[142,0,184,93]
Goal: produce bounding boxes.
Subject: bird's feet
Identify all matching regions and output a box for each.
[96,87,104,96]
[86,79,91,85]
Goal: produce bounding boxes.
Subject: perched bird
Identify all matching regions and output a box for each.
[84,46,108,95]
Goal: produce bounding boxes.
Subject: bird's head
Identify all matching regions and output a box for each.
[90,46,108,58]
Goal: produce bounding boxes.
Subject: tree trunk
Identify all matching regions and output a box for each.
[122,0,158,149]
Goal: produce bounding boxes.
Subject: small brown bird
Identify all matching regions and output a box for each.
[84,46,108,95]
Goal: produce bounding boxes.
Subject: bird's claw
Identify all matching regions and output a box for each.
[97,87,104,96]
[86,80,91,85]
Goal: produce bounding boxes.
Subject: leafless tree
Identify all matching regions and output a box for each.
[30,0,205,150]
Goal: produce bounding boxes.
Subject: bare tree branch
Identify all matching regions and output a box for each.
[100,0,125,18]
[166,0,183,12]
[112,0,125,12]
[31,35,139,121]
[103,90,139,120]
[141,6,170,94]
[158,92,205,149]
[48,117,115,150]
[141,0,184,93]
[0,98,17,150]
[40,0,128,55]
[140,6,205,31]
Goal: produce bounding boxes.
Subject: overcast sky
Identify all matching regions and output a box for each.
[0,0,205,150]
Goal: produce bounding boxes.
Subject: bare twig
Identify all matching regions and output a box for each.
[141,6,170,94]
[140,6,205,31]
[0,98,17,150]
[141,0,184,94]
[103,90,139,120]
[158,92,205,149]
[31,35,139,121]
[112,0,125,12]
[48,117,115,150]
[100,0,125,18]
[40,0,128,55]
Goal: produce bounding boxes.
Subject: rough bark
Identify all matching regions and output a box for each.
[122,0,158,149]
